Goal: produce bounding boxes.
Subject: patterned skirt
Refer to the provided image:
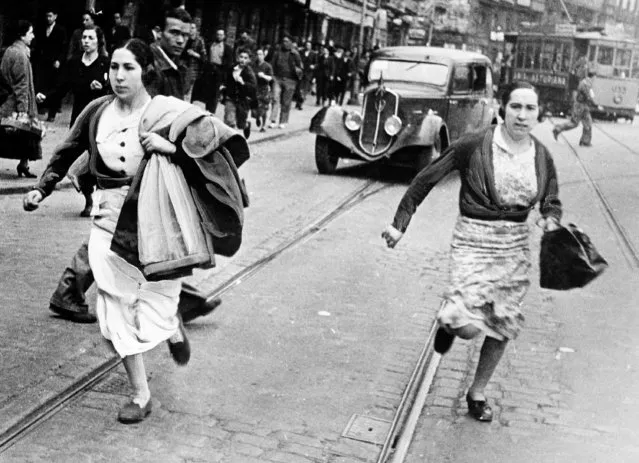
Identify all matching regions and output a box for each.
[437,215,531,340]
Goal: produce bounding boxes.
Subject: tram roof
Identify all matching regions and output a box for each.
[506,27,637,45]
[371,46,490,64]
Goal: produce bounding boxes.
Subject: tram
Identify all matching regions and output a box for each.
[500,24,639,121]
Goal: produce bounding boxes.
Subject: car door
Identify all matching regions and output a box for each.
[447,63,476,140]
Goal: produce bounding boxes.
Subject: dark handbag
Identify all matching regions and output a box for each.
[539,223,608,290]
[1,113,45,139]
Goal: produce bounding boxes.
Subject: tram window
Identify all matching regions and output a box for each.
[598,46,614,66]
[541,42,554,71]
[632,52,639,78]
[588,46,597,62]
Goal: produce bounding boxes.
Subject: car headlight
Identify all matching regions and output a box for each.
[384,115,402,136]
[344,112,363,131]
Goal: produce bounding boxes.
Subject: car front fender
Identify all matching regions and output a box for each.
[309,106,359,153]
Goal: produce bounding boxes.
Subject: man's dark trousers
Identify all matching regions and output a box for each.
[50,241,208,317]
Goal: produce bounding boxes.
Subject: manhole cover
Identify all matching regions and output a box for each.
[342,414,391,445]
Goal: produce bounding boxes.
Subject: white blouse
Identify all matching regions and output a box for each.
[492,125,538,207]
[96,100,151,176]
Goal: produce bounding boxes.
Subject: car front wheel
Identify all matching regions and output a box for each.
[315,136,341,174]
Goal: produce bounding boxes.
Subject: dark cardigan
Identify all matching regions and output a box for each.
[392,126,563,233]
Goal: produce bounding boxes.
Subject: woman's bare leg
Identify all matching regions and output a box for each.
[122,354,150,405]
[468,336,508,400]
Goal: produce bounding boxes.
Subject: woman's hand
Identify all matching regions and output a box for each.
[36,93,46,104]
[23,190,43,211]
[89,80,103,91]
[139,132,176,156]
[381,224,403,249]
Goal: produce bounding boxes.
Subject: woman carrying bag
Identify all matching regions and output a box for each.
[23,39,249,424]
[382,81,563,422]
[0,20,43,178]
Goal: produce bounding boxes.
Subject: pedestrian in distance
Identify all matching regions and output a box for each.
[107,12,131,54]
[43,8,221,325]
[33,8,67,123]
[36,25,110,217]
[296,40,317,110]
[182,21,207,102]
[252,48,273,132]
[221,48,257,139]
[23,37,249,424]
[315,45,333,107]
[268,33,302,129]
[382,81,563,422]
[192,28,233,114]
[67,11,106,63]
[0,20,42,178]
[552,70,600,147]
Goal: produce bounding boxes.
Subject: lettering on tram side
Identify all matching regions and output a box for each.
[611,85,627,104]
[514,71,567,87]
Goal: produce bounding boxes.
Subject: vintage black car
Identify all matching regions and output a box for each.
[309,46,501,174]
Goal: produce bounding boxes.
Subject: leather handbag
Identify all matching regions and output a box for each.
[1,112,45,139]
[539,223,608,290]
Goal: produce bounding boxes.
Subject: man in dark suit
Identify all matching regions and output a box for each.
[295,40,317,110]
[35,8,67,122]
[330,44,353,106]
[192,28,234,114]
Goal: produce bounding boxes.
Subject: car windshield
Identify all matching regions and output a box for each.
[368,60,449,86]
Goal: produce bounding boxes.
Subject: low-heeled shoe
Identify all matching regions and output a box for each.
[168,323,190,366]
[466,394,493,422]
[118,399,152,424]
[49,304,97,324]
[182,297,222,323]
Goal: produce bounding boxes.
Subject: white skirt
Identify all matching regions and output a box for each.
[87,187,181,357]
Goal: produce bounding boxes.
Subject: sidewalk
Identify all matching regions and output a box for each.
[404,121,639,463]
[0,98,352,195]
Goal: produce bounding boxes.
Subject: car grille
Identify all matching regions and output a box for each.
[359,88,398,156]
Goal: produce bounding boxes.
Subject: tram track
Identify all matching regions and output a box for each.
[0,178,390,453]
[551,118,639,269]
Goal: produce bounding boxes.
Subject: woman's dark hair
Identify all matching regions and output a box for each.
[116,38,159,88]
[500,80,539,107]
[83,25,106,53]
[7,20,33,43]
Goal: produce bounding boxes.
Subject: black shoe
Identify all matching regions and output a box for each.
[17,164,37,178]
[182,297,222,323]
[433,327,455,354]
[552,128,559,141]
[49,303,97,323]
[466,393,493,422]
[243,121,251,139]
[579,142,592,147]
[168,320,190,366]
[118,398,152,424]
[80,198,93,217]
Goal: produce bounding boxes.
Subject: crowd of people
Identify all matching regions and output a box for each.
[1,5,374,177]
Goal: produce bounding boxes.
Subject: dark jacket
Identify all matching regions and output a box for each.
[35,23,67,66]
[392,126,562,232]
[270,48,302,81]
[34,95,251,276]
[223,64,257,104]
[301,49,317,77]
[150,42,187,99]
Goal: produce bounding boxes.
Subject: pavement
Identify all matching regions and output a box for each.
[404,119,639,463]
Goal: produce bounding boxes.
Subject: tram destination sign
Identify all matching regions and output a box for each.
[514,70,567,87]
